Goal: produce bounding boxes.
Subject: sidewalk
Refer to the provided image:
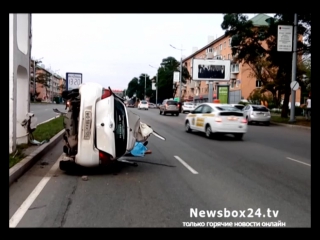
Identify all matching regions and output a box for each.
[271,114,311,130]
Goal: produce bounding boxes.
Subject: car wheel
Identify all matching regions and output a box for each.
[264,121,270,126]
[159,110,162,115]
[176,113,179,116]
[234,133,244,140]
[246,116,251,125]
[185,121,192,132]
[205,125,212,138]
[163,111,166,115]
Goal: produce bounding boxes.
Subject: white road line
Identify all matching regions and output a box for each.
[286,157,311,167]
[174,156,198,174]
[9,154,63,228]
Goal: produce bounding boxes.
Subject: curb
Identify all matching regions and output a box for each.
[9,129,65,186]
[271,122,311,130]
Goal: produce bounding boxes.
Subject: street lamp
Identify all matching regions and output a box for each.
[149,64,159,104]
[170,44,185,102]
[32,57,43,99]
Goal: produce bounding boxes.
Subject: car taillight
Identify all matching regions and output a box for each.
[101,89,111,99]
[241,119,247,124]
[165,104,168,107]
[215,117,222,122]
[99,151,110,164]
[177,104,180,107]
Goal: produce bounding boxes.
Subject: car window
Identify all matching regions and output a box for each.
[193,105,203,113]
[184,102,193,105]
[202,105,213,113]
[252,106,269,112]
[141,101,147,104]
[167,101,177,105]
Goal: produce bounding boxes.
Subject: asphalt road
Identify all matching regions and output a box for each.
[30,103,66,124]
[9,108,311,228]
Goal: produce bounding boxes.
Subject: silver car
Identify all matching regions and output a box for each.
[243,104,271,125]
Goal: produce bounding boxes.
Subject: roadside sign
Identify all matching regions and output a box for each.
[152,83,156,90]
[290,81,300,91]
[66,72,82,90]
[277,25,293,52]
[173,72,179,82]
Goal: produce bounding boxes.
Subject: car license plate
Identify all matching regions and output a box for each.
[84,110,92,140]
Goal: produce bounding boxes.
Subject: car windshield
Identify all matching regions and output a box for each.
[141,101,147,104]
[252,106,269,112]
[234,105,245,110]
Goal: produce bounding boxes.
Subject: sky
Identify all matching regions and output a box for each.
[32,14,263,90]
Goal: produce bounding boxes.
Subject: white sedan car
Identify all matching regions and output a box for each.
[138,100,149,110]
[184,103,248,140]
[182,102,195,113]
[59,82,139,171]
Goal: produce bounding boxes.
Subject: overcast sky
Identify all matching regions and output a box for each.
[32,14,264,90]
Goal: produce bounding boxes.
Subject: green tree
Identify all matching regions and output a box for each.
[31,71,52,100]
[126,74,152,100]
[157,56,190,101]
[221,13,310,118]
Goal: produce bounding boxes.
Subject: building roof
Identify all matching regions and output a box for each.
[182,14,272,62]
[250,13,272,26]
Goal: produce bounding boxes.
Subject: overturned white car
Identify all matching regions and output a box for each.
[54,82,163,171]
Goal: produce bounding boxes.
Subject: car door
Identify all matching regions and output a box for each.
[190,105,203,131]
[199,105,214,132]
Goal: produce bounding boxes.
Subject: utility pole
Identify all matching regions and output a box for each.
[289,13,298,122]
[144,74,146,100]
[170,44,185,102]
[149,64,159,104]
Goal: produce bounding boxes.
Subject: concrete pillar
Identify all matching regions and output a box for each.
[9,14,31,154]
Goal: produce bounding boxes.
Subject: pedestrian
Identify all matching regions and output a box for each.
[306,96,311,120]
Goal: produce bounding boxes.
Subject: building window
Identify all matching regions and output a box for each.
[256,79,263,88]
[206,48,213,53]
[231,64,239,73]
[224,42,226,48]
[230,80,235,88]
[219,44,222,50]
[229,38,232,46]
[236,80,240,88]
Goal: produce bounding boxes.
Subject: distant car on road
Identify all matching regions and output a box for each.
[159,99,179,116]
[148,102,157,108]
[185,103,248,140]
[182,102,195,113]
[138,100,148,110]
[242,104,271,125]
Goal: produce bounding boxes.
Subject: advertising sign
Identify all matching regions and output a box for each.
[192,59,231,81]
[217,85,230,104]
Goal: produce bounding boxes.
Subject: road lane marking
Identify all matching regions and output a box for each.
[174,156,198,174]
[286,157,311,167]
[9,154,63,228]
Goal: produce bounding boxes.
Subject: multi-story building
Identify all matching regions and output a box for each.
[30,59,66,102]
[177,14,301,105]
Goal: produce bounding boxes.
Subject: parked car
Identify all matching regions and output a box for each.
[182,102,195,113]
[159,99,179,116]
[58,82,138,171]
[138,100,148,110]
[242,104,271,125]
[185,103,248,140]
